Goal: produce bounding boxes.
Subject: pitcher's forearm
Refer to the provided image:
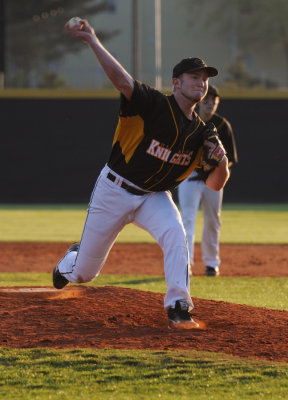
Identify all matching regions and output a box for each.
[88,38,134,99]
[206,156,230,191]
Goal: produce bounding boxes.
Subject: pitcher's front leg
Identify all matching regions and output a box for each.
[134,191,193,310]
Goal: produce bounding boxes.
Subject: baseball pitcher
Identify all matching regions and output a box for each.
[53,18,230,330]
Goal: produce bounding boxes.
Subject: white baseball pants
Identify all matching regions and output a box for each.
[178,172,223,268]
[57,165,192,311]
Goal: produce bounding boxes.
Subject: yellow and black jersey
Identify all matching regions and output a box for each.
[107,80,208,191]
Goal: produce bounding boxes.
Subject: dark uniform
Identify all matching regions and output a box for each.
[212,113,237,165]
[56,19,223,329]
[56,79,216,312]
[108,81,209,191]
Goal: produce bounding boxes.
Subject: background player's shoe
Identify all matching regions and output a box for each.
[53,243,80,289]
[205,266,220,277]
[168,300,199,329]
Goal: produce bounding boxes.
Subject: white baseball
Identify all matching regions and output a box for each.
[66,17,83,30]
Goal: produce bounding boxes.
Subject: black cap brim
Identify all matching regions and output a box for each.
[186,66,218,78]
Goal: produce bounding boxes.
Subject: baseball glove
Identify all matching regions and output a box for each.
[201,122,226,172]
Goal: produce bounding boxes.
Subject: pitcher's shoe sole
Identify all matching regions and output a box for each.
[167,300,199,330]
[168,318,199,330]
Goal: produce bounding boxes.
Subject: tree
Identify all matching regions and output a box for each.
[184,0,288,87]
[5,0,119,87]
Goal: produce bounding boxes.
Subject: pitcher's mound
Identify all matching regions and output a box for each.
[0,285,287,362]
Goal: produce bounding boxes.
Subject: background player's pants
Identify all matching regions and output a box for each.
[178,172,223,268]
[57,165,192,311]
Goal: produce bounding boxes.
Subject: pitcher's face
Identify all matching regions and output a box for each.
[173,70,209,103]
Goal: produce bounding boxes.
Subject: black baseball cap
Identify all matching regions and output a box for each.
[172,57,218,78]
[207,84,220,97]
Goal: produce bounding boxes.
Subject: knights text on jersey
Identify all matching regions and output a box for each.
[108,80,207,191]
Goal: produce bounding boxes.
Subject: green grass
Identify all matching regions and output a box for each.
[0,204,288,243]
[0,348,287,400]
[0,273,287,311]
[1,203,287,398]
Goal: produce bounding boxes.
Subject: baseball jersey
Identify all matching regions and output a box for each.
[210,113,238,164]
[107,80,209,191]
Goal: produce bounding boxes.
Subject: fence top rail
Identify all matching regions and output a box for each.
[0,88,288,100]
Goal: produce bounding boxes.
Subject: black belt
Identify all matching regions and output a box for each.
[107,172,148,196]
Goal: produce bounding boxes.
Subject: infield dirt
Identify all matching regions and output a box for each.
[0,242,287,362]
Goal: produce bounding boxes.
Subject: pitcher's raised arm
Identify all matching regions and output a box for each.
[65,18,134,100]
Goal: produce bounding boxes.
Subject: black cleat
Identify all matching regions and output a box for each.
[53,265,69,289]
[168,300,199,330]
[53,243,80,289]
[205,266,220,277]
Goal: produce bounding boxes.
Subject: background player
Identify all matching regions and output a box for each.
[53,18,230,329]
[178,85,238,276]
